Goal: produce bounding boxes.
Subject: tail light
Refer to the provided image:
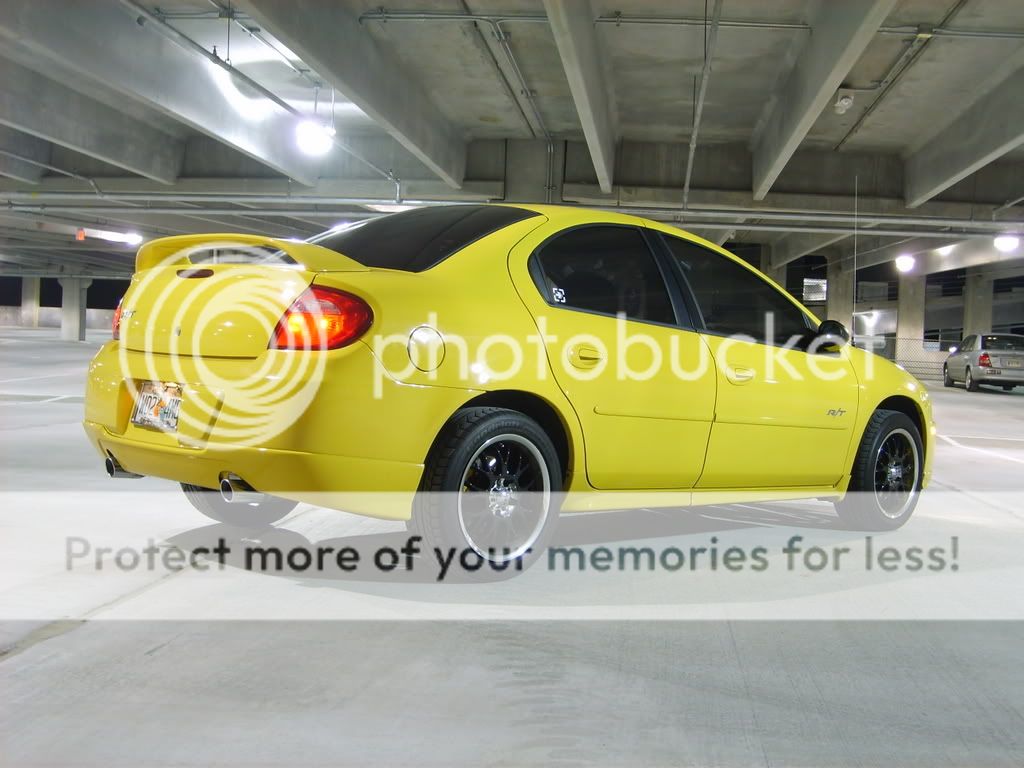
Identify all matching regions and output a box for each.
[978,352,992,367]
[112,297,124,340]
[270,285,373,350]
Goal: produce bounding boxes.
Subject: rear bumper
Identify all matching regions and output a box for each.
[978,368,1024,385]
[84,420,422,520]
[82,340,484,520]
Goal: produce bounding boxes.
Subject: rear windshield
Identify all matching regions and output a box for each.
[307,205,540,272]
[982,334,1024,351]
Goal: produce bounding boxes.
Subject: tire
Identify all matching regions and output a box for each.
[965,367,979,391]
[834,409,923,531]
[1003,385,1015,392]
[942,364,954,387]
[409,407,561,581]
[180,482,297,528]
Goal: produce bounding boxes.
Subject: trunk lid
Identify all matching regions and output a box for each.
[121,234,367,358]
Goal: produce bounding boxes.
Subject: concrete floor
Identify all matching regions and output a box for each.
[1,327,1023,766]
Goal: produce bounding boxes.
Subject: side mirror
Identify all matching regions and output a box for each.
[813,320,850,353]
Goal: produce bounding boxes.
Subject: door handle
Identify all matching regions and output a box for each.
[726,366,755,384]
[568,344,603,369]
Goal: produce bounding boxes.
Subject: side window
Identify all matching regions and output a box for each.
[662,234,812,346]
[961,335,975,351]
[533,226,676,325]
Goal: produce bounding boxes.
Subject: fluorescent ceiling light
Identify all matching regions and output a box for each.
[895,254,915,273]
[365,204,418,213]
[80,228,143,246]
[994,235,1020,253]
[295,120,335,156]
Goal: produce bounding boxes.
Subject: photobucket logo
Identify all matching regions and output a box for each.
[117,244,328,447]
[369,312,865,397]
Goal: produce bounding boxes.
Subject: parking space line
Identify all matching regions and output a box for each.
[942,435,1024,442]
[938,434,1024,465]
[0,372,82,384]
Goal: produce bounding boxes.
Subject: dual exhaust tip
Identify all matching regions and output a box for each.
[105,454,263,504]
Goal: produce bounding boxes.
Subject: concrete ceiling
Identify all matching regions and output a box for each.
[0,0,1023,278]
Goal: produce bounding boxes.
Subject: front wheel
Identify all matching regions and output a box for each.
[834,409,923,531]
[181,483,297,528]
[409,407,561,580]
[943,364,954,387]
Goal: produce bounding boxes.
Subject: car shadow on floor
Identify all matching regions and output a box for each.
[165,500,850,589]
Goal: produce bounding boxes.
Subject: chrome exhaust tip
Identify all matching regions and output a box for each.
[220,475,264,504]
[105,454,142,479]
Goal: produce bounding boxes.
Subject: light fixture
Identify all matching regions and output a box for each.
[295,119,335,156]
[936,245,954,256]
[895,254,916,273]
[75,227,143,245]
[366,204,418,213]
[834,93,854,115]
[994,235,1020,253]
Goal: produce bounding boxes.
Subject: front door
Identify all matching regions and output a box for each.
[658,232,859,489]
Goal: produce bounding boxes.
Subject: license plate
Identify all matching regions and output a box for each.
[131,381,183,432]
[1004,358,1021,368]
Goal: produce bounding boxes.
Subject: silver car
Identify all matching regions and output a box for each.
[944,333,1024,391]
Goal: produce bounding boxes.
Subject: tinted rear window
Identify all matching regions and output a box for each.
[982,334,1024,351]
[307,205,540,272]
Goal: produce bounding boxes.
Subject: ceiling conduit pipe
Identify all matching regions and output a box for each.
[682,0,724,210]
[361,9,557,202]
[357,9,1024,40]
[3,194,1023,231]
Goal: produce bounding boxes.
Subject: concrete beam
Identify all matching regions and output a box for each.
[0,59,183,184]
[835,236,964,273]
[917,240,1024,276]
[0,126,50,184]
[240,0,466,188]
[544,0,616,193]
[905,66,1024,207]
[751,0,897,200]
[770,232,849,268]
[0,0,320,185]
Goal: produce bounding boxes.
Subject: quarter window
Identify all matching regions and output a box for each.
[662,235,812,346]
[533,226,676,325]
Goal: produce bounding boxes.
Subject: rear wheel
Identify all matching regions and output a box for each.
[180,483,297,528]
[834,409,923,531]
[410,407,561,580]
[965,367,979,391]
[942,364,954,387]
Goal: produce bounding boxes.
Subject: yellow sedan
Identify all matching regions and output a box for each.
[84,204,934,574]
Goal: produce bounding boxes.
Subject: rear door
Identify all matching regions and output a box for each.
[510,222,716,490]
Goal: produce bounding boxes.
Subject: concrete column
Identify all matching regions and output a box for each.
[961,268,994,337]
[896,272,926,342]
[20,276,40,327]
[58,277,91,341]
[758,246,787,287]
[825,256,854,330]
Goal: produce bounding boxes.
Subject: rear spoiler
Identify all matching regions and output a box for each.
[135,233,367,273]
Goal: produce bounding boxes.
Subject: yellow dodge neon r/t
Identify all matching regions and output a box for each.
[84,204,934,573]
